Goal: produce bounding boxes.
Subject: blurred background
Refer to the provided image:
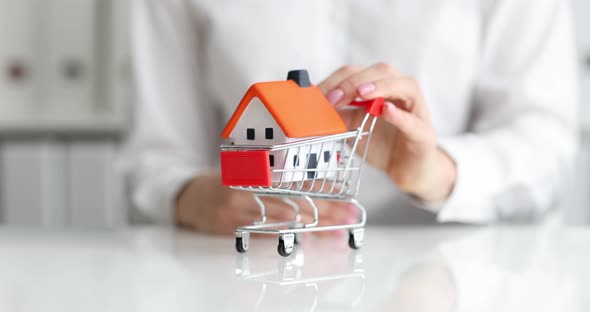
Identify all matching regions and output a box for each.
[0,0,588,228]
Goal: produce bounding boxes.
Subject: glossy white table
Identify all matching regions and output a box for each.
[1,226,589,312]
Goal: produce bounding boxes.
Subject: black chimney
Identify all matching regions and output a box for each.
[287,70,311,88]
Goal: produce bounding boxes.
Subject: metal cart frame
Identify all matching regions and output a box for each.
[221,98,383,256]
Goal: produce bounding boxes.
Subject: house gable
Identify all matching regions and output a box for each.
[230,97,287,146]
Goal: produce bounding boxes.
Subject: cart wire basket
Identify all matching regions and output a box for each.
[221,98,384,257]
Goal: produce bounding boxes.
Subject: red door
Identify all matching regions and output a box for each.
[220,150,272,187]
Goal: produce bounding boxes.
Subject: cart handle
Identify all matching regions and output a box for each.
[349,97,385,117]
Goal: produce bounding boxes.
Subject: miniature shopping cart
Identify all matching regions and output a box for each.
[220,70,383,257]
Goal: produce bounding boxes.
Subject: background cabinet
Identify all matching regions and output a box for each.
[0,0,36,121]
[43,0,97,118]
[67,140,126,228]
[0,140,67,226]
[0,0,130,228]
[572,0,590,127]
[564,0,590,224]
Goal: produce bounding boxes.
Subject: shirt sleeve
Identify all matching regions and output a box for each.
[120,0,216,224]
[436,0,579,223]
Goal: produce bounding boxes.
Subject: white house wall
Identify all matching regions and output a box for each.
[229,97,289,182]
[277,141,341,184]
[230,97,286,146]
[229,97,342,184]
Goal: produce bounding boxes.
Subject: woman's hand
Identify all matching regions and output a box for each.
[175,171,356,235]
[318,63,457,202]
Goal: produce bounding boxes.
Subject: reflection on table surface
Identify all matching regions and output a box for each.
[0,226,589,311]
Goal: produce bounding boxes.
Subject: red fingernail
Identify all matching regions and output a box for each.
[327,88,344,105]
[357,83,375,96]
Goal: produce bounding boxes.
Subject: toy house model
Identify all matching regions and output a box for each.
[221,70,348,187]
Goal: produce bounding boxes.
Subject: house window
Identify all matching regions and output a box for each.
[293,155,300,167]
[323,151,331,162]
[265,128,274,140]
[246,128,255,140]
[269,154,275,167]
[307,153,318,179]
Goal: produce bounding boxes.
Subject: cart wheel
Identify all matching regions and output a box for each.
[348,228,365,250]
[278,233,295,257]
[277,239,292,257]
[235,232,249,253]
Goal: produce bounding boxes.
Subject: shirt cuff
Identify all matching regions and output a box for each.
[433,135,502,224]
[132,164,200,225]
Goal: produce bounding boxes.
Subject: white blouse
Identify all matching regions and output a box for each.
[122,0,579,224]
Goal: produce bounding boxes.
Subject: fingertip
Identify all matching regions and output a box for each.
[382,101,397,121]
[357,82,376,97]
[384,100,396,111]
[327,88,344,105]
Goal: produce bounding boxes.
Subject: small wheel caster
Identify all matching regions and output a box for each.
[278,233,295,257]
[235,232,249,253]
[348,228,365,250]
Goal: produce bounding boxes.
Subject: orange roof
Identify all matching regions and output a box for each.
[221,80,347,139]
